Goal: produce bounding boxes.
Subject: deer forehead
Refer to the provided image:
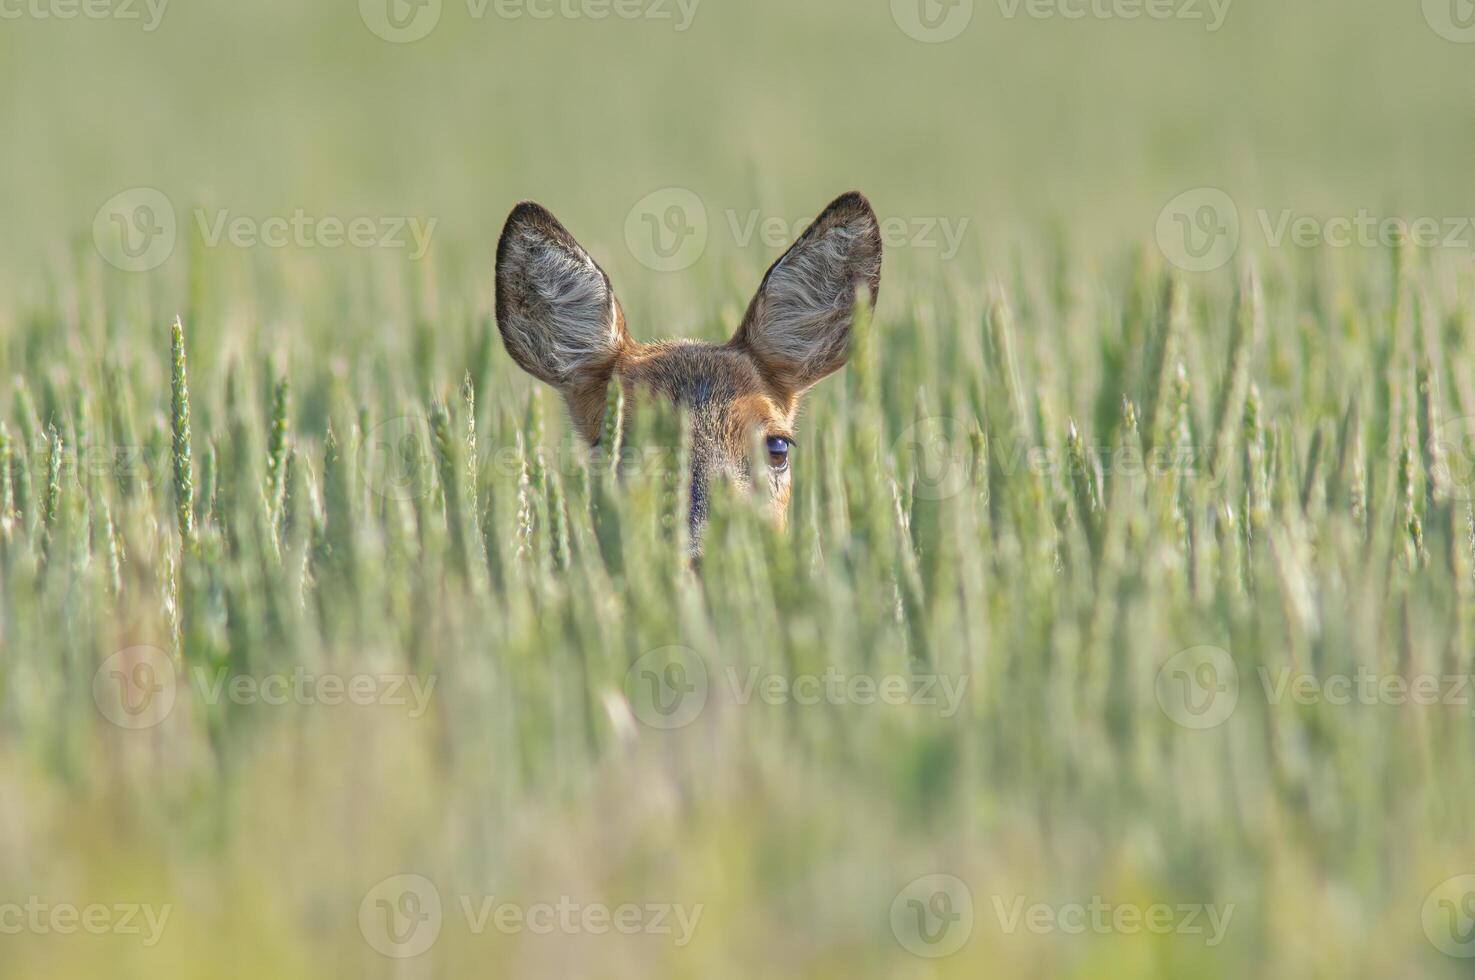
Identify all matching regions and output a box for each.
[620,341,794,441]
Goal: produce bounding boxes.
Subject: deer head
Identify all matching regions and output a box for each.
[495,191,881,547]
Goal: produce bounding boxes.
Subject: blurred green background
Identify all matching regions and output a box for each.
[2,0,1473,299]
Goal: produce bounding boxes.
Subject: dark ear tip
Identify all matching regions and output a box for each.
[499,202,541,263]
[499,201,556,245]
[826,191,878,224]
[820,193,882,261]
[497,201,583,276]
[505,200,553,225]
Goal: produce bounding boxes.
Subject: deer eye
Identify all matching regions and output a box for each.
[766,435,791,471]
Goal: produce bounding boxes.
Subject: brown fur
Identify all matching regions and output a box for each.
[495,192,882,542]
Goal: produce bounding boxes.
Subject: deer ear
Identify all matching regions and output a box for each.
[732,192,882,394]
[496,202,630,391]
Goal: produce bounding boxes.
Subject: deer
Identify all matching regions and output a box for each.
[494,191,882,550]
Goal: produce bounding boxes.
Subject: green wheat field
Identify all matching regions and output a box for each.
[5,0,1475,976]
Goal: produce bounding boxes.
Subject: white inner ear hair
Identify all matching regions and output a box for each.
[761,222,873,373]
[508,227,618,381]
